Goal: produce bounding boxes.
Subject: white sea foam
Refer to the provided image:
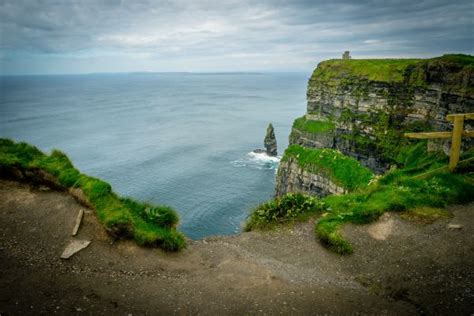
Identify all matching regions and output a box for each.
[231,151,281,170]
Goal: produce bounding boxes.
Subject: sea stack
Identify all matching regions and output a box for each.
[264,123,277,156]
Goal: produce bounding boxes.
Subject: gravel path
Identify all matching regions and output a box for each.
[1,179,473,315]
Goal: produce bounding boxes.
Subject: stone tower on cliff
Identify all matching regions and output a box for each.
[342,51,351,59]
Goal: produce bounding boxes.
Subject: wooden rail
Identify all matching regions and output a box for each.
[404,113,473,171]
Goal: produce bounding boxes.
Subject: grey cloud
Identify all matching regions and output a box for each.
[0,0,472,74]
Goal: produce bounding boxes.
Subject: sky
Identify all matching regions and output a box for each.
[0,0,473,74]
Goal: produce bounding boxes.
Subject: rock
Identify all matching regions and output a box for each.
[264,123,278,156]
[72,209,84,236]
[252,149,266,154]
[275,157,346,197]
[60,240,91,259]
[448,224,463,230]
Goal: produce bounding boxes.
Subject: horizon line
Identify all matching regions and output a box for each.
[0,70,312,77]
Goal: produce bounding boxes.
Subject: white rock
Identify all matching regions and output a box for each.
[448,224,463,230]
[60,240,91,259]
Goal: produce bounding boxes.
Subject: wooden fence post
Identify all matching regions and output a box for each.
[404,113,473,172]
[449,116,464,171]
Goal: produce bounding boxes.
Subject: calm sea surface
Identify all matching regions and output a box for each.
[0,72,309,239]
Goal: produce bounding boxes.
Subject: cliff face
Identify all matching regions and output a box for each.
[275,157,346,197]
[277,54,474,197]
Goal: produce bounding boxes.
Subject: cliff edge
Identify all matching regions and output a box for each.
[277,54,474,197]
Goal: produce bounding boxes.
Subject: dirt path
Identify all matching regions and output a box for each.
[1,179,473,315]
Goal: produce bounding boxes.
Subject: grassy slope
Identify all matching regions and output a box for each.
[282,145,374,191]
[292,116,335,134]
[0,138,186,251]
[247,143,474,254]
[313,58,423,82]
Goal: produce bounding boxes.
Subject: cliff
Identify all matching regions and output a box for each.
[278,54,474,197]
[0,138,186,251]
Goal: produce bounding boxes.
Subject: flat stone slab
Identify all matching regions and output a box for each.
[448,223,463,230]
[71,209,84,236]
[60,239,91,259]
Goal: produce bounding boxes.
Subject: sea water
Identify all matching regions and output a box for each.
[0,72,308,239]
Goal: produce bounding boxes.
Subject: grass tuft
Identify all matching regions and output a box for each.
[245,192,324,231]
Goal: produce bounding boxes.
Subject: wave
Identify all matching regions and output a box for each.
[231,151,281,170]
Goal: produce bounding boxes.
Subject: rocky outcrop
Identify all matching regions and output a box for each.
[275,158,346,197]
[277,54,474,197]
[264,123,278,156]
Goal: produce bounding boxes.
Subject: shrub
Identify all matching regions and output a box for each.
[143,206,179,228]
[245,192,324,230]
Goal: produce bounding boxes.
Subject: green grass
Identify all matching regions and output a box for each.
[400,206,451,224]
[313,58,424,83]
[431,54,474,66]
[282,145,374,191]
[292,116,335,134]
[247,142,474,254]
[245,192,324,231]
[311,54,474,87]
[0,138,186,251]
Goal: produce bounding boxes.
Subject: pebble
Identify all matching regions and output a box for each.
[448,224,463,230]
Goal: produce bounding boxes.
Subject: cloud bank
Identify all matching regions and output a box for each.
[1,0,473,74]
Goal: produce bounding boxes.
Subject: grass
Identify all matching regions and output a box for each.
[313,58,423,83]
[292,116,335,134]
[400,206,451,224]
[310,54,474,90]
[282,145,374,191]
[247,142,474,254]
[0,138,186,251]
[245,192,323,231]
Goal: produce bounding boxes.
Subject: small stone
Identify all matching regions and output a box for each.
[448,224,462,230]
[60,240,91,259]
[38,185,50,191]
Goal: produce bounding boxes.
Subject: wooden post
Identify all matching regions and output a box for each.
[404,113,473,172]
[449,116,464,171]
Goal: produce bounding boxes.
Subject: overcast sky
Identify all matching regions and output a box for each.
[0,0,473,74]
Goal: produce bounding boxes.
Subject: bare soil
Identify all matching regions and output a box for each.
[0,179,473,315]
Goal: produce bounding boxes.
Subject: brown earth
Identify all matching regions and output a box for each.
[0,179,473,315]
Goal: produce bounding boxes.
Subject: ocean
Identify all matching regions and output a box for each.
[0,72,309,239]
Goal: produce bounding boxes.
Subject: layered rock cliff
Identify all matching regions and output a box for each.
[277,54,474,197]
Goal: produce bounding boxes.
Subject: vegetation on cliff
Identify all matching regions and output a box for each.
[281,145,374,191]
[292,116,335,134]
[245,192,323,230]
[247,142,474,254]
[251,54,474,254]
[0,138,186,251]
[305,54,474,170]
[310,54,474,91]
